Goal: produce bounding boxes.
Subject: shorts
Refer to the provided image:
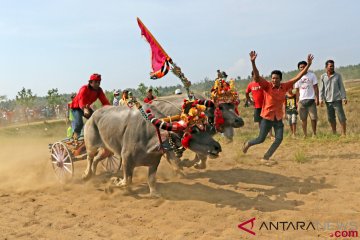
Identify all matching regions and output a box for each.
[326,101,347,123]
[287,113,297,125]
[298,99,318,121]
[254,108,262,123]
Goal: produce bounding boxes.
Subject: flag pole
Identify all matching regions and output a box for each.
[170,62,192,100]
[137,17,193,100]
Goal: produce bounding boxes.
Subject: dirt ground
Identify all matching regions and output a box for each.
[0,129,359,239]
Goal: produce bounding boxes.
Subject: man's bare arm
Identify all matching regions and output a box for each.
[249,51,267,83]
[288,54,314,84]
[314,84,319,105]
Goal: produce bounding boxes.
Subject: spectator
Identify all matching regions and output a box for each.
[295,60,319,137]
[66,94,76,138]
[320,60,347,136]
[113,90,120,106]
[285,89,298,138]
[246,71,274,138]
[246,71,264,127]
[119,90,129,106]
[144,88,156,103]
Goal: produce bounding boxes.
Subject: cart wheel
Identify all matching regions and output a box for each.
[101,154,121,174]
[50,141,74,183]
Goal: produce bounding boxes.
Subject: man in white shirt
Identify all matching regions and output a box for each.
[294,61,319,138]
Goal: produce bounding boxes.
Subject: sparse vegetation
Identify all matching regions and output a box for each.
[294,150,309,164]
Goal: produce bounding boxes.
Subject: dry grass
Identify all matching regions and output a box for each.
[237,78,360,153]
[293,150,310,164]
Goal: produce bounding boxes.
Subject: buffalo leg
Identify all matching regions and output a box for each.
[148,159,161,197]
[112,158,133,187]
[194,153,208,169]
[92,148,113,175]
[165,151,184,177]
[82,147,97,180]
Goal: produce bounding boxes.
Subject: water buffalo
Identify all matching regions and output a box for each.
[82,104,221,197]
[152,93,244,139]
[152,93,244,168]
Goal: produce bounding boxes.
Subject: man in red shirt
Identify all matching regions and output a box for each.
[243,51,313,166]
[70,73,110,141]
[246,71,264,127]
[246,72,275,139]
[143,88,156,104]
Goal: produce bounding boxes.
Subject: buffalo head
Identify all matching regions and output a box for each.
[184,126,222,159]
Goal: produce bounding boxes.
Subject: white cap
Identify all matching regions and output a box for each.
[175,89,182,95]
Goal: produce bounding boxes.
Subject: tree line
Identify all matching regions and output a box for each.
[1,63,360,115]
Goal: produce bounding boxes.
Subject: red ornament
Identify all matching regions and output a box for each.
[214,107,225,132]
[181,133,192,149]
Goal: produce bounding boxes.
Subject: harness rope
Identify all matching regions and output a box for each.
[127,97,165,152]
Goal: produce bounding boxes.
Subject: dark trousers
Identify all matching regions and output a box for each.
[325,100,347,123]
[248,118,284,160]
[71,108,84,136]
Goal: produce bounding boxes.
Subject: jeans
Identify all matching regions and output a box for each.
[71,108,84,136]
[248,118,284,160]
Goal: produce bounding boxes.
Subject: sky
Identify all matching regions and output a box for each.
[1,0,359,99]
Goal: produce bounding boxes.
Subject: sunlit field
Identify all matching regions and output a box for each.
[0,80,359,239]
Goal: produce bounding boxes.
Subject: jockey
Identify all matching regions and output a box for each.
[70,73,110,142]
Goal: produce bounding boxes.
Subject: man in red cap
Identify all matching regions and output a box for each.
[70,73,110,143]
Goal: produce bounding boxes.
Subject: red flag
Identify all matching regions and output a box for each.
[137,17,171,79]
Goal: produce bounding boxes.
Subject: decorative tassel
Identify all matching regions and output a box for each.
[214,107,225,132]
[181,133,192,149]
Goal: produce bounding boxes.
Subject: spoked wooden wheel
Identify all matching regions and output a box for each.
[50,141,74,183]
[101,154,121,174]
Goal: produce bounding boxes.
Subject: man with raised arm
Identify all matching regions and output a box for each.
[242,51,314,166]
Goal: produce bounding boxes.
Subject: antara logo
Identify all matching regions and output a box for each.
[259,221,316,231]
[238,218,316,236]
[238,217,256,235]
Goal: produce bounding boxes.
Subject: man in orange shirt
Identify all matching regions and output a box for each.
[243,51,314,166]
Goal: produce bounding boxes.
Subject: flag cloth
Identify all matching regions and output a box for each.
[137,17,171,79]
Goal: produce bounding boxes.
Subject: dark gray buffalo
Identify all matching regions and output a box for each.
[152,93,244,139]
[82,104,221,197]
[152,93,244,168]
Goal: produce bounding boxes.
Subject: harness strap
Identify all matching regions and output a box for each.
[153,125,165,153]
[168,133,185,157]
